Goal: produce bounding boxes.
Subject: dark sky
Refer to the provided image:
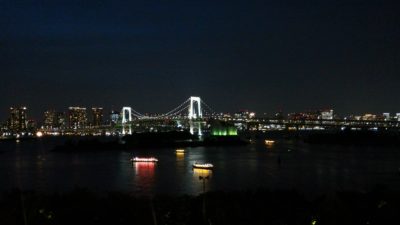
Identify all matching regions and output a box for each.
[1,0,399,121]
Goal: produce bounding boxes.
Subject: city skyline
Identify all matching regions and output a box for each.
[2,100,400,125]
[3,99,400,139]
[2,0,400,120]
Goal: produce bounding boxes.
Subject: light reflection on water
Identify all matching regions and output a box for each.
[1,138,400,196]
[193,168,213,193]
[133,162,156,195]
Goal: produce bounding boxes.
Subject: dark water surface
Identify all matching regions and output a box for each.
[1,138,400,196]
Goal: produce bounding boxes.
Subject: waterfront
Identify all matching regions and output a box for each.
[1,137,400,196]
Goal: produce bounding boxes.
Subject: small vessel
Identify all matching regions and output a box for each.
[131,157,158,162]
[176,149,185,153]
[265,140,275,145]
[192,162,214,170]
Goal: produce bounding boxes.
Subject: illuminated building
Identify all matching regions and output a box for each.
[110,110,119,125]
[382,113,390,121]
[26,120,36,132]
[44,111,66,129]
[68,107,87,129]
[288,112,319,120]
[8,107,28,133]
[361,114,376,121]
[397,113,400,122]
[249,112,256,119]
[55,112,66,128]
[234,110,256,120]
[288,109,333,120]
[44,110,56,128]
[320,109,334,120]
[91,107,103,127]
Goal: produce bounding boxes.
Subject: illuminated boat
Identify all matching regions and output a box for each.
[265,140,275,145]
[176,149,185,153]
[192,162,214,170]
[131,157,158,162]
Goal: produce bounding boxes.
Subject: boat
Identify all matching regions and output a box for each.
[192,162,214,170]
[265,140,275,145]
[131,157,158,162]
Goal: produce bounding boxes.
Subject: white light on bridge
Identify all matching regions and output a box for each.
[188,96,202,119]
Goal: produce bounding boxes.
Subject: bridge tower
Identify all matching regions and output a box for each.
[121,107,132,124]
[188,96,202,119]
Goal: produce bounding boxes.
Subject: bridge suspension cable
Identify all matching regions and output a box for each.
[165,104,190,117]
[131,109,145,117]
[123,97,216,120]
[141,98,190,119]
[159,98,190,117]
[201,100,216,115]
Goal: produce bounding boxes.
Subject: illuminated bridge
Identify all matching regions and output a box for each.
[120,96,215,122]
[119,96,216,135]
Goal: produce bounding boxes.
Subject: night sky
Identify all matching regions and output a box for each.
[1,0,399,121]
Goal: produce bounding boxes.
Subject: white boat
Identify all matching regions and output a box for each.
[192,162,214,170]
[265,140,275,145]
[131,157,158,162]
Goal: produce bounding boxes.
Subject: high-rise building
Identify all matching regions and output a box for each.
[91,107,103,127]
[55,112,66,129]
[8,107,28,133]
[44,110,66,129]
[68,107,87,129]
[110,110,120,125]
[26,120,36,133]
[44,110,56,128]
[396,113,400,122]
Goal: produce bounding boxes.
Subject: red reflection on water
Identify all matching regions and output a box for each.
[133,162,156,193]
[134,162,155,176]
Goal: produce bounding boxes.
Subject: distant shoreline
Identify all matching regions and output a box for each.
[3,130,400,147]
[52,131,249,152]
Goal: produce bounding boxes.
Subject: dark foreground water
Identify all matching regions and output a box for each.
[1,137,400,196]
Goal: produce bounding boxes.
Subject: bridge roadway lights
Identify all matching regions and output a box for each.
[121,107,132,124]
[188,96,202,119]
